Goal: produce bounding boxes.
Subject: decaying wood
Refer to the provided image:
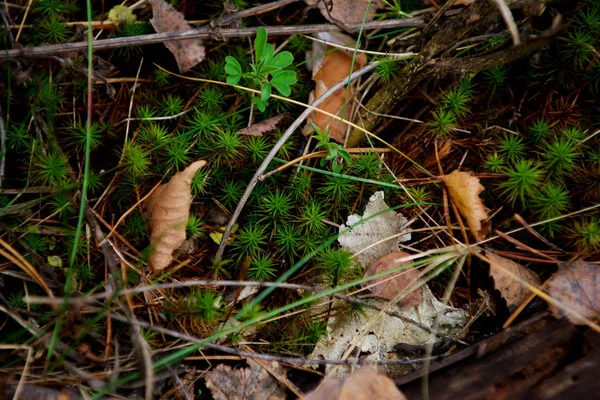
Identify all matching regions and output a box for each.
[396,313,600,399]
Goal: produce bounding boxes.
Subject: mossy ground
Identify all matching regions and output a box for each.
[0,0,599,396]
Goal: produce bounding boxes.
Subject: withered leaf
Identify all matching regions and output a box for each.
[485,251,541,310]
[303,367,407,400]
[236,114,286,136]
[146,160,207,272]
[338,191,410,268]
[441,170,491,242]
[150,0,205,73]
[547,259,600,325]
[362,252,424,307]
[204,359,285,400]
[304,0,384,24]
[303,32,367,144]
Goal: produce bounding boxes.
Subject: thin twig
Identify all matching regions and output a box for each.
[215,62,378,260]
[0,19,425,59]
[0,104,6,189]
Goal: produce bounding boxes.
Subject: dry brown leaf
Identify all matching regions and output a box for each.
[204,359,285,400]
[304,0,384,24]
[547,259,600,324]
[146,160,207,272]
[485,251,541,309]
[303,32,367,143]
[441,170,491,242]
[237,114,286,136]
[362,252,424,307]
[150,0,205,73]
[303,367,407,400]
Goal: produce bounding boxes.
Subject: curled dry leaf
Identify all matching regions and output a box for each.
[236,114,286,136]
[303,367,407,400]
[204,359,285,400]
[441,170,491,242]
[485,251,541,310]
[363,252,424,307]
[304,0,384,24]
[547,259,600,325]
[146,160,207,272]
[150,0,205,73]
[303,32,367,144]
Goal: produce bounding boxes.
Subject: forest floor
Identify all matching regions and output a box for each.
[0,0,599,399]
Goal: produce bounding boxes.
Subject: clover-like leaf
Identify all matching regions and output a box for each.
[252,97,267,112]
[272,69,297,85]
[226,74,241,85]
[260,83,271,101]
[271,51,294,69]
[224,56,242,76]
[254,27,267,61]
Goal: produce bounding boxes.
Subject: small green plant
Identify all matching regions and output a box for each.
[245,136,269,164]
[318,248,356,287]
[199,87,225,111]
[232,225,267,258]
[498,134,526,163]
[483,152,505,173]
[351,152,382,179]
[34,0,77,15]
[30,151,70,187]
[136,104,158,120]
[569,217,600,253]
[35,15,70,44]
[441,87,471,118]
[374,57,401,84]
[427,109,457,137]
[68,122,103,152]
[262,190,293,222]
[160,94,184,116]
[498,159,543,205]
[320,165,355,204]
[314,125,352,167]
[163,136,192,171]
[299,198,328,235]
[122,142,150,178]
[225,26,297,112]
[530,119,552,143]
[275,223,301,258]
[533,183,570,236]
[7,124,31,150]
[211,129,244,165]
[183,289,222,324]
[8,292,26,309]
[186,215,206,240]
[153,69,170,87]
[248,254,277,281]
[542,137,580,175]
[138,123,169,148]
[564,30,597,69]
[484,65,509,88]
[49,191,74,220]
[219,180,245,209]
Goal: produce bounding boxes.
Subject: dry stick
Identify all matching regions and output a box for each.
[0,19,425,59]
[492,0,520,46]
[215,62,377,260]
